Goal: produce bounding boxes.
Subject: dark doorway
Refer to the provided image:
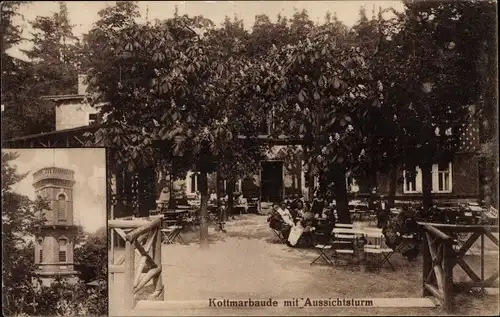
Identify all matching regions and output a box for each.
[261,161,284,202]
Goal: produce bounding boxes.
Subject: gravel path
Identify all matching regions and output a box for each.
[110,214,498,316]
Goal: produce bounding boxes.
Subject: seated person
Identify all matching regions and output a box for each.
[376,200,390,229]
[289,194,300,210]
[310,198,325,218]
[296,200,305,218]
[288,199,300,220]
[236,193,247,205]
[276,202,296,227]
[267,203,292,239]
[304,201,311,213]
[209,191,217,204]
[300,205,316,230]
[267,205,282,229]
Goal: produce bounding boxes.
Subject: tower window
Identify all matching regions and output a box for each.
[59,251,67,262]
[37,238,43,263]
[57,193,67,221]
[58,238,67,263]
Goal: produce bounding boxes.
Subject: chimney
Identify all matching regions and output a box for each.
[78,74,88,95]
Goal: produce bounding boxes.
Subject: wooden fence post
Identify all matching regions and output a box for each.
[480,232,485,292]
[124,238,136,310]
[442,240,454,312]
[152,227,164,300]
[422,229,432,297]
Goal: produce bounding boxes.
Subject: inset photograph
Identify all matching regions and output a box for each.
[2,148,107,316]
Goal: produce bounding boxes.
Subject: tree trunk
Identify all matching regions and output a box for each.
[421,162,433,218]
[303,147,314,202]
[226,178,235,221]
[388,167,397,209]
[168,165,176,209]
[216,170,221,210]
[332,164,351,224]
[370,170,378,191]
[155,167,167,200]
[198,171,209,248]
[296,165,302,196]
[308,173,315,201]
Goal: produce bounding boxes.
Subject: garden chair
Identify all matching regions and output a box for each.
[331,224,357,265]
[267,212,288,244]
[310,223,354,266]
[161,225,184,244]
[310,226,335,265]
[182,209,199,231]
[271,228,287,244]
[362,228,396,271]
[149,207,161,217]
[163,211,181,227]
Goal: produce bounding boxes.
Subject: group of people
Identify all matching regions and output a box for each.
[267,195,333,247]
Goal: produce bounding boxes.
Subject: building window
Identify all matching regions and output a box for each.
[433,162,452,193]
[403,163,452,194]
[219,179,227,194]
[59,251,67,262]
[88,113,98,125]
[403,167,422,193]
[190,173,198,193]
[57,193,67,221]
[36,238,44,263]
[58,238,67,263]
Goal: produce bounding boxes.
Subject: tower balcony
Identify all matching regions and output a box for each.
[33,167,75,186]
[35,222,79,230]
[34,262,77,275]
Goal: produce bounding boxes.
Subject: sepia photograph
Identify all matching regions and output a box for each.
[1,148,107,316]
[1,0,498,316]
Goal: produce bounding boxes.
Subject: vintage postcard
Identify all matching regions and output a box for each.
[1,1,498,316]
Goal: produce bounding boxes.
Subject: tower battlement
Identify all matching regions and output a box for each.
[33,167,75,189]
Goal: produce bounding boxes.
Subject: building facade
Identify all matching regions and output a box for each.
[41,74,99,132]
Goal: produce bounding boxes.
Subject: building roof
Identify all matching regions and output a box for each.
[3,127,308,148]
[40,94,87,102]
[4,125,100,142]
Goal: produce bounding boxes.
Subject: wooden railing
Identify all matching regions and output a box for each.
[419,222,499,312]
[109,218,164,310]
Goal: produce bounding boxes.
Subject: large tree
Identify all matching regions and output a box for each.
[377,0,495,214]
[1,2,55,140]
[254,10,385,223]
[21,1,80,95]
[2,151,47,315]
[2,2,83,140]
[84,3,271,247]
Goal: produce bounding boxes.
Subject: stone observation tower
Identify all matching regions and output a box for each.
[33,167,79,286]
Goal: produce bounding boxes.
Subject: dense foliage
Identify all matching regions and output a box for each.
[77,1,497,228]
[3,0,497,233]
[1,2,82,140]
